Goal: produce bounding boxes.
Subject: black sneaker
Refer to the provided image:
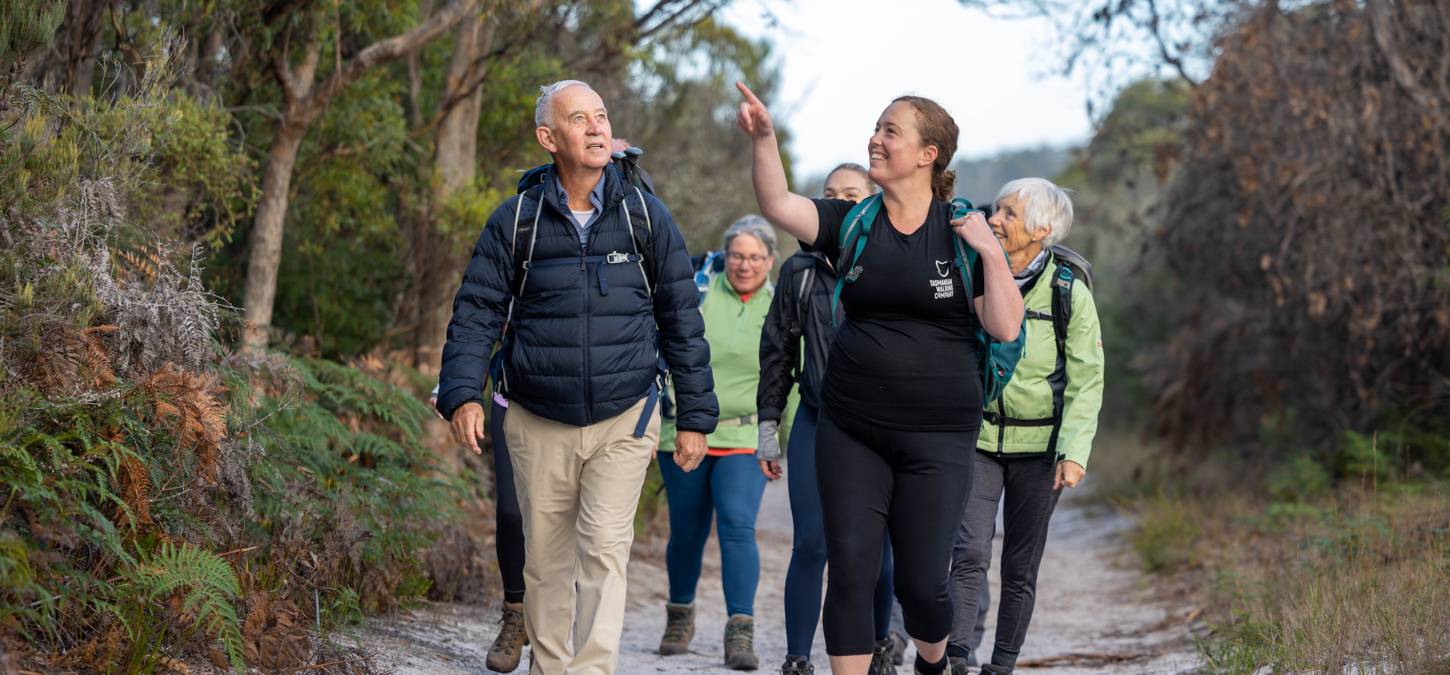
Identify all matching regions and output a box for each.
[780,655,815,675]
[869,638,896,674]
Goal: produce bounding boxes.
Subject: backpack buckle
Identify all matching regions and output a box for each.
[606,251,631,264]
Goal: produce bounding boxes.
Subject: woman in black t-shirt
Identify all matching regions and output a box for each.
[735,82,1023,675]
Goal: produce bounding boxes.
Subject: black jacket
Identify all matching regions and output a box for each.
[437,164,718,433]
[757,250,840,422]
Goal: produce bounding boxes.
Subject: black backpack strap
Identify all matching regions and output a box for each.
[1044,260,1074,461]
[623,186,656,294]
[511,186,545,297]
[793,264,814,337]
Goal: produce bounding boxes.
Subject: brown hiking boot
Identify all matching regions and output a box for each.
[485,601,527,672]
[658,602,695,655]
[724,614,759,670]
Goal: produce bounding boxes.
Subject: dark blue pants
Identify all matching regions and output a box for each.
[784,403,895,658]
[658,451,768,616]
[489,399,526,604]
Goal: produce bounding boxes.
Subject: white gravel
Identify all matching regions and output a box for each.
[361,479,1199,674]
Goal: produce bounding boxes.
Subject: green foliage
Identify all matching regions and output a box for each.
[1266,454,1331,504]
[239,357,461,613]
[117,541,246,674]
[0,0,63,68]
[1129,491,1201,573]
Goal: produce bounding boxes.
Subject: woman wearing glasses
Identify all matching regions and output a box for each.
[656,215,788,670]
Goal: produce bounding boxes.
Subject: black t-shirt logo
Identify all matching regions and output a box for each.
[935,259,952,278]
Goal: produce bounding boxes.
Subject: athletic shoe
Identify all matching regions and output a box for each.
[780,654,815,674]
[889,630,908,666]
[948,656,973,675]
[869,637,897,674]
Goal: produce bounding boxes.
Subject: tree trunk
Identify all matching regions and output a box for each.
[413,11,491,374]
[241,121,308,351]
[238,0,474,353]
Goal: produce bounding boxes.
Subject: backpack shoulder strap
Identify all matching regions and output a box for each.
[512,186,545,297]
[1044,259,1075,460]
[623,187,657,294]
[829,194,882,325]
[793,262,814,336]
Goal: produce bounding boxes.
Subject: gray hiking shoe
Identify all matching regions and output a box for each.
[485,601,527,672]
[979,664,1012,674]
[869,638,897,674]
[658,602,695,655]
[948,656,973,675]
[889,631,908,666]
[780,654,815,674]
[724,614,759,670]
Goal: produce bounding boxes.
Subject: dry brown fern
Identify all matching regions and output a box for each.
[139,364,227,484]
[241,592,309,669]
[116,454,154,527]
[27,323,118,395]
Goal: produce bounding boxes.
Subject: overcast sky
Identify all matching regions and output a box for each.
[719,0,1095,179]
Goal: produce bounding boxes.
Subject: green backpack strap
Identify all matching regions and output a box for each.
[829,194,883,327]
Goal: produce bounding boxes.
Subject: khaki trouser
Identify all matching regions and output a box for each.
[504,396,660,675]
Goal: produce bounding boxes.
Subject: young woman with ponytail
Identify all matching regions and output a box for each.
[735,83,1023,675]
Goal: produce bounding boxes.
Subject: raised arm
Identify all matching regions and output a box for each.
[736,81,819,245]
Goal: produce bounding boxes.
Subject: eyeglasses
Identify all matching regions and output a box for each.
[726,252,770,265]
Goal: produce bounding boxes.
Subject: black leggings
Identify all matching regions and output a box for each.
[816,407,978,656]
[489,399,526,603]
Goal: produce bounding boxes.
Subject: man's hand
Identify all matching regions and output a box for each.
[1054,460,1086,490]
[674,430,708,472]
[450,402,486,455]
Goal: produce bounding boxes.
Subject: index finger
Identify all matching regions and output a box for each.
[735,80,764,107]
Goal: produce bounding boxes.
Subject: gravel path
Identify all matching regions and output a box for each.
[362,478,1198,674]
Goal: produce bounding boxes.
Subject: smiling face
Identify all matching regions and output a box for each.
[989,192,1050,261]
[866,101,938,187]
[535,85,613,170]
[724,232,773,296]
[823,168,873,203]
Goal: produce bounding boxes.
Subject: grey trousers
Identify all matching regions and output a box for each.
[948,451,1061,671]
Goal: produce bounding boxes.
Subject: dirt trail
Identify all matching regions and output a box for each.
[362,479,1198,674]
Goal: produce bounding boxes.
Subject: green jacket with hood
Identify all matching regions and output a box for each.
[979,253,1105,468]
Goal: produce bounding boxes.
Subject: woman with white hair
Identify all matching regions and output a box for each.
[656,215,784,670]
[945,178,1105,675]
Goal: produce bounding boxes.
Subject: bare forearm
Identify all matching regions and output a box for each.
[750,133,818,244]
[977,253,1024,341]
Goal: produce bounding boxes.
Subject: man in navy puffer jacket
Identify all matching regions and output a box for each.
[436,80,717,674]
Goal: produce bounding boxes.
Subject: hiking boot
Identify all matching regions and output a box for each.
[889,631,908,666]
[978,665,1012,674]
[485,601,527,673]
[869,638,896,675]
[780,654,815,675]
[948,656,973,675]
[723,614,759,670]
[658,602,694,655]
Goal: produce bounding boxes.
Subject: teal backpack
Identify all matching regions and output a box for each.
[829,194,1027,405]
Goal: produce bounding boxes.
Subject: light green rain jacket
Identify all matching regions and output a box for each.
[979,254,1105,468]
[660,273,797,452]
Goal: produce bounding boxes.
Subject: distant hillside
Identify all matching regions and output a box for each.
[950,146,1072,205]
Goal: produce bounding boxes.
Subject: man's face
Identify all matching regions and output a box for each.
[536,85,613,171]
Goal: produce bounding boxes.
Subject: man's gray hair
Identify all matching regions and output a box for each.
[534,79,594,127]
[722,215,778,258]
[995,177,1074,247]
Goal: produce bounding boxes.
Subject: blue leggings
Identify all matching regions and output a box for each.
[784,404,895,658]
[658,451,768,617]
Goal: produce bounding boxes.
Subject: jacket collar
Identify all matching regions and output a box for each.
[540,163,630,215]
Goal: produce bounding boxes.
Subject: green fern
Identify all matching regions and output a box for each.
[120,540,247,674]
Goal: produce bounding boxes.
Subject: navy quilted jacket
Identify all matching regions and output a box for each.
[436,165,718,433]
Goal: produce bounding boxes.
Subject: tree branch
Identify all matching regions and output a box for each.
[1145,0,1199,87]
[302,0,477,119]
[1366,0,1438,112]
